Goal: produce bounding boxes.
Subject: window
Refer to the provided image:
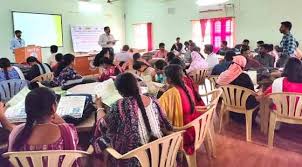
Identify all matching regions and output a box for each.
[192,17,235,52]
[133,23,153,51]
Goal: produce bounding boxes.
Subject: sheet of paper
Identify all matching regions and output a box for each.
[95,79,122,106]
[56,96,86,118]
[67,82,101,95]
[5,101,26,123]
[7,87,30,107]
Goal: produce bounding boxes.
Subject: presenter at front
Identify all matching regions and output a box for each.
[10,30,25,53]
[98,26,116,51]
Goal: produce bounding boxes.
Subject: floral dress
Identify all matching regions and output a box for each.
[93,96,172,167]
[53,67,82,86]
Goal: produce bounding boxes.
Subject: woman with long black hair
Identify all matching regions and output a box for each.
[0,58,25,81]
[4,88,78,161]
[169,57,205,106]
[25,56,52,81]
[97,53,122,82]
[93,72,172,166]
[159,64,202,155]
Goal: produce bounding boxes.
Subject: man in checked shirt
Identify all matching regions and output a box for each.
[277,21,297,67]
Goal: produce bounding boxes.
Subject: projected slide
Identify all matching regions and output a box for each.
[12,12,63,47]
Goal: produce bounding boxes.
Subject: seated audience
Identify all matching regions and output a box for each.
[167,52,176,62]
[212,50,235,75]
[0,58,25,81]
[235,39,250,51]
[53,54,83,87]
[169,58,205,106]
[154,60,167,83]
[48,45,58,67]
[98,55,122,82]
[183,41,192,63]
[255,41,264,53]
[265,57,302,94]
[205,44,219,68]
[241,45,262,70]
[217,56,259,110]
[93,73,172,166]
[184,41,190,52]
[254,44,275,68]
[114,45,132,65]
[133,61,156,81]
[93,48,114,67]
[186,47,208,74]
[159,64,203,154]
[122,53,150,71]
[170,37,183,53]
[267,44,279,66]
[51,53,63,71]
[25,56,52,81]
[217,40,231,56]
[6,87,78,153]
[153,43,168,59]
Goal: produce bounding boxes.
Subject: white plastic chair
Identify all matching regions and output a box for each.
[0,79,28,102]
[105,131,184,167]
[2,150,89,167]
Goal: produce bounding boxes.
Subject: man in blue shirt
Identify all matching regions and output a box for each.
[277,21,297,67]
[10,30,25,53]
[211,50,235,75]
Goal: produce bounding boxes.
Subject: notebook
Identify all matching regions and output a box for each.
[56,96,86,118]
[95,79,122,106]
[5,96,87,123]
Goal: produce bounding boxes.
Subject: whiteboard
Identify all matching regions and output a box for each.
[13,11,63,47]
[71,25,103,52]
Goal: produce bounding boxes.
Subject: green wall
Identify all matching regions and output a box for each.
[124,0,302,50]
[0,0,125,62]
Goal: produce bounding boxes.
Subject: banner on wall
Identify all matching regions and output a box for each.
[71,25,104,52]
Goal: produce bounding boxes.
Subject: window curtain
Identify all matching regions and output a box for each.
[147,23,153,51]
[200,19,208,42]
[200,17,234,52]
[133,23,153,51]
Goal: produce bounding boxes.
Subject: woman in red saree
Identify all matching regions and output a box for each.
[159,64,204,154]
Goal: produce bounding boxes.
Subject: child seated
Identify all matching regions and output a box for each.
[154,60,167,83]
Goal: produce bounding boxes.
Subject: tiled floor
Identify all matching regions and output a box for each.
[196,114,302,167]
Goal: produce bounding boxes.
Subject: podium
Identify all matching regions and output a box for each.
[14,45,42,63]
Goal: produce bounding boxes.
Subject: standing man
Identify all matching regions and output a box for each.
[170,37,183,53]
[277,21,297,67]
[10,30,25,53]
[98,26,116,52]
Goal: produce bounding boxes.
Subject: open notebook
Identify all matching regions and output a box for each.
[67,79,122,106]
[5,95,87,123]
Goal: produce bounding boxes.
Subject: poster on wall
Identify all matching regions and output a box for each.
[71,25,103,52]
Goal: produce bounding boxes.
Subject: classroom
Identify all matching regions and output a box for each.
[1,0,302,166]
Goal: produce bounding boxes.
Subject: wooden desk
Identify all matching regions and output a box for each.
[74,54,99,76]
[76,112,96,133]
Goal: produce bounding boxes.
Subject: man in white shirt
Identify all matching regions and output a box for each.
[10,30,25,53]
[115,45,132,63]
[48,45,58,66]
[98,26,116,50]
[204,44,220,68]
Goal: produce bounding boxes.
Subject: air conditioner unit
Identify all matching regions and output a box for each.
[199,3,234,13]
[199,4,225,13]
